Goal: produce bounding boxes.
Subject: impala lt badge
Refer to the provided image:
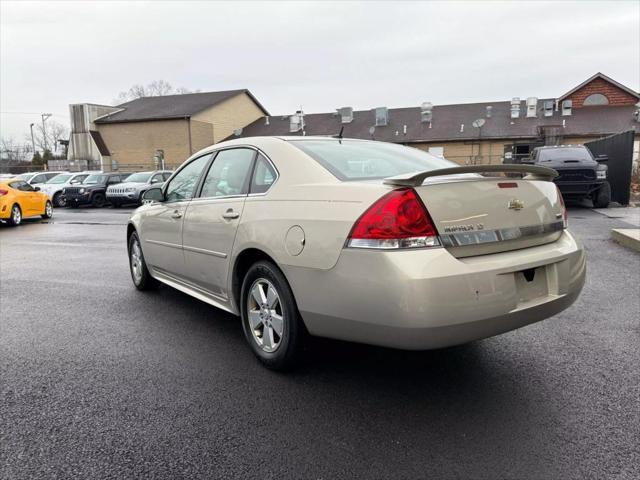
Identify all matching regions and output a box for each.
[508,199,525,210]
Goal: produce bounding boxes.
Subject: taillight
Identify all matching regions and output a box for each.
[0,189,8,197]
[347,188,440,249]
[556,186,568,228]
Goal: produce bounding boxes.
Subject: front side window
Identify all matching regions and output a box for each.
[200,149,255,198]
[84,174,107,185]
[292,139,455,181]
[162,172,172,181]
[150,174,164,184]
[107,176,122,185]
[125,172,153,183]
[31,173,49,184]
[70,174,88,184]
[165,154,212,202]
[250,154,277,194]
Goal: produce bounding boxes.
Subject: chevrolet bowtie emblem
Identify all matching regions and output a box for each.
[508,199,525,210]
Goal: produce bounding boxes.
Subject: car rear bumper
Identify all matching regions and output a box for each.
[284,230,586,349]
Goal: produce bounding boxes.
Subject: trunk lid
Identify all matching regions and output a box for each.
[414,176,564,257]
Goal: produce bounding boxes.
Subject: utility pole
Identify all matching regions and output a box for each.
[30,123,36,155]
[41,113,52,152]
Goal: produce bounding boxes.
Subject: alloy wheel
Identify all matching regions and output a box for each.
[130,237,143,284]
[12,205,21,225]
[247,278,284,353]
[45,202,53,218]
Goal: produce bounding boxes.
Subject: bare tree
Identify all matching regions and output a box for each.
[24,120,69,153]
[114,80,198,104]
[1,137,32,163]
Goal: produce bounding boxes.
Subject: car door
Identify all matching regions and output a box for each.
[13,181,41,215]
[181,148,256,299]
[138,153,212,278]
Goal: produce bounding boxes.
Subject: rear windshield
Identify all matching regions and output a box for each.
[46,174,73,184]
[123,172,151,183]
[538,147,593,162]
[291,140,455,180]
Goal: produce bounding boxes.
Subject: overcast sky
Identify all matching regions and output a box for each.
[1,0,639,141]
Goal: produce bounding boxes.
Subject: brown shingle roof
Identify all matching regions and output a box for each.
[95,89,268,124]
[233,100,637,143]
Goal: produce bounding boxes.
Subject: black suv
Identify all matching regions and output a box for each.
[62,172,129,208]
[529,145,610,208]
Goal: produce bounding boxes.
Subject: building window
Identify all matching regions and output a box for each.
[583,93,609,106]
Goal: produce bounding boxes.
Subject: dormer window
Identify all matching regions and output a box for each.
[583,93,609,106]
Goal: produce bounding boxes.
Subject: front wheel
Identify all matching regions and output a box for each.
[240,260,305,370]
[593,181,611,208]
[128,231,158,290]
[91,193,106,208]
[52,192,65,207]
[7,204,22,226]
[41,201,53,219]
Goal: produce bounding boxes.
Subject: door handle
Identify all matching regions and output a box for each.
[171,210,182,219]
[222,210,240,219]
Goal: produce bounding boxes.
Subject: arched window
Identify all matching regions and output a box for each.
[583,93,609,106]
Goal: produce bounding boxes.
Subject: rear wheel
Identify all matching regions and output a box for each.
[128,231,158,290]
[41,201,53,219]
[593,181,611,208]
[7,204,21,226]
[92,193,106,208]
[240,260,304,370]
[52,191,64,207]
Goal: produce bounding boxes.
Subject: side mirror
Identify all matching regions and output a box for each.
[596,154,609,162]
[151,178,160,184]
[34,186,41,191]
[142,187,164,203]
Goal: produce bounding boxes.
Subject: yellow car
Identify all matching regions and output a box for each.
[0,178,53,226]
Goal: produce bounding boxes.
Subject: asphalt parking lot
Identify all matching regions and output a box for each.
[1,206,639,479]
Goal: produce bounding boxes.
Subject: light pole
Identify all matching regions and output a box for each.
[41,113,52,152]
[30,123,36,155]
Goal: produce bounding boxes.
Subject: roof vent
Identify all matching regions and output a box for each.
[420,102,433,123]
[562,100,572,116]
[264,116,270,126]
[289,110,304,133]
[526,97,538,118]
[374,107,388,126]
[338,107,353,124]
[543,100,554,117]
[510,98,520,119]
[486,106,493,118]
[233,128,243,137]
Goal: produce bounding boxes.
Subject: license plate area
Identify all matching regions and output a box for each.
[514,266,549,303]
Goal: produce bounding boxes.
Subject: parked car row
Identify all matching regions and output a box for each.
[0,170,173,225]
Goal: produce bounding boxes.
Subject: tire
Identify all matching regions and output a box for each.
[7,204,22,226]
[128,231,158,290]
[41,201,53,219]
[91,193,106,208]
[593,181,611,208]
[240,260,305,370]
[52,191,64,207]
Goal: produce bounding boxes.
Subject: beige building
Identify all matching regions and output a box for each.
[68,89,267,171]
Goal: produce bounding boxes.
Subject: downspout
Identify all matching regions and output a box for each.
[186,116,193,155]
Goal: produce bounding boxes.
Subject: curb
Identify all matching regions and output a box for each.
[611,229,640,253]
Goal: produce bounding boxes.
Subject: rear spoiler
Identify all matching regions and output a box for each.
[383,164,558,187]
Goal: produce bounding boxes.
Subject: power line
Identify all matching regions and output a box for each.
[0,111,67,117]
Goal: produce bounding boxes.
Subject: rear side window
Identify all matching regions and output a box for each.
[31,173,49,184]
[250,154,277,194]
[200,148,255,198]
[9,181,33,191]
[292,140,454,181]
